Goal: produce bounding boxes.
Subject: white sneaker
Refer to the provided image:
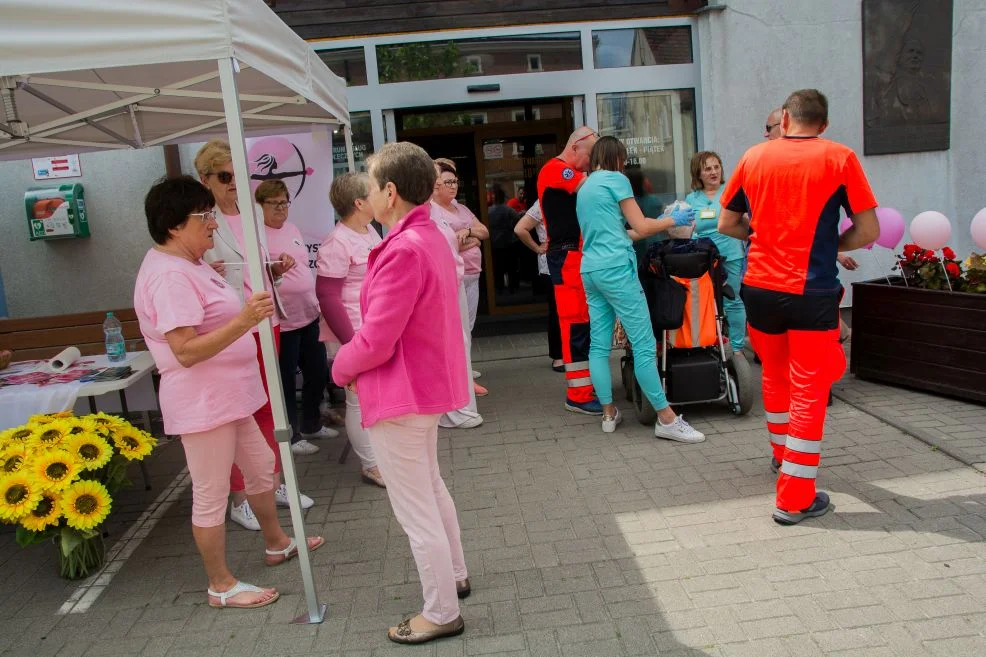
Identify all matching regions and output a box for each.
[457,414,484,429]
[654,415,706,443]
[300,426,339,440]
[275,484,314,509]
[602,408,623,434]
[472,370,482,379]
[229,501,261,531]
[290,439,320,456]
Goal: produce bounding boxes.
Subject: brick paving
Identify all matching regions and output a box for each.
[1,334,985,657]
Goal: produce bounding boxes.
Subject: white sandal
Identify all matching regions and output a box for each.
[207,581,279,609]
[264,536,325,566]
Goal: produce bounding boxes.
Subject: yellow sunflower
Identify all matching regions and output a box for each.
[88,412,127,432]
[64,432,113,471]
[0,474,44,522]
[60,480,111,531]
[32,449,80,491]
[111,427,156,461]
[0,443,31,478]
[0,426,36,446]
[20,490,62,532]
[63,416,99,437]
[30,420,71,450]
[28,411,75,426]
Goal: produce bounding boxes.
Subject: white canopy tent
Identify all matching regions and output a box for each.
[0,0,354,623]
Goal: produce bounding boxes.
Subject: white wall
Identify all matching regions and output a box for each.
[697,0,985,300]
[0,148,167,318]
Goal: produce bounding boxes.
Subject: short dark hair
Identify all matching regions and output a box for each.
[590,136,627,173]
[689,151,725,191]
[492,185,506,205]
[144,176,214,245]
[366,142,436,206]
[437,161,456,177]
[783,89,828,128]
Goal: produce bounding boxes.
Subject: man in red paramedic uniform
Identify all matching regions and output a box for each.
[537,127,602,415]
[719,89,880,525]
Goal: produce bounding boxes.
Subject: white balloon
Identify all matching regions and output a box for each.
[971,207,986,251]
[910,211,952,251]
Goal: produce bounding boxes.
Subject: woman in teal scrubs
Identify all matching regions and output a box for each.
[684,151,747,353]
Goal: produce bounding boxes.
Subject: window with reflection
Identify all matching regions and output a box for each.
[596,89,697,207]
[332,111,373,181]
[592,27,693,68]
[317,47,368,86]
[377,33,582,83]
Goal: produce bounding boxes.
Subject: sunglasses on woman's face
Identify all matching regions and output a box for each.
[209,171,234,184]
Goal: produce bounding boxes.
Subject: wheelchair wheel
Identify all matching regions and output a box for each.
[726,352,754,416]
[621,356,634,402]
[632,372,658,425]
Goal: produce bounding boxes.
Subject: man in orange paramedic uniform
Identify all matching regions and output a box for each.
[719,89,879,525]
[537,127,602,415]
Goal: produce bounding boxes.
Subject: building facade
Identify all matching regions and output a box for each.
[0,0,981,319]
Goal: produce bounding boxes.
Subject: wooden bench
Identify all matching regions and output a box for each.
[0,309,144,361]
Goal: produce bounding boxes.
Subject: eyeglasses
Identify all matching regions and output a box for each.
[189,210,218,223]
[209,171,234,184]
[765,122,781,133]
[438,179,459,189]
[263,200,291,210]
[574,131,600,145]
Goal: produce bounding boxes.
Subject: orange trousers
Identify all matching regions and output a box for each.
[743,286,845,512]
[548,249,594,404]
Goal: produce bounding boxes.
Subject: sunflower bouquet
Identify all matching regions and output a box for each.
[0,411,156,579]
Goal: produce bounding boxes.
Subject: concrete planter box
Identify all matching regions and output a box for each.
[850,278,986,403]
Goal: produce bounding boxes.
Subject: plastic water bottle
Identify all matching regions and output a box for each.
[103,312,126,362]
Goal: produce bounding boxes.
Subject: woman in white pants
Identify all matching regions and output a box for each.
[315,173,385,488]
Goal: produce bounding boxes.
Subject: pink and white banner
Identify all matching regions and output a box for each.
[245,129,334,270]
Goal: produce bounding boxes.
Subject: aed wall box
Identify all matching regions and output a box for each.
[25,184,90,241]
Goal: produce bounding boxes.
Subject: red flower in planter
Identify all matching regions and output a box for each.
[946,262,960,278]
[923,250,936,260]
[943,247,956,260]
[903,244,921,259]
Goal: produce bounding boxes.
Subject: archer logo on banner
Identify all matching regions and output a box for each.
[246,130,335,270]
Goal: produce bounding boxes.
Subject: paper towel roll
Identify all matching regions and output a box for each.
[49,347,81,372]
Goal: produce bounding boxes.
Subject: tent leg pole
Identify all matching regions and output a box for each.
[217,56,325,625]
[343,124,356,173]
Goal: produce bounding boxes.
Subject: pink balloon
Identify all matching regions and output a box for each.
[875,207,905,249]
[910,211,952,251]
[839,215,874,250]
[972,208,986,251]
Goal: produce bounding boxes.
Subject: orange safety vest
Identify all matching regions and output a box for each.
[668,273,718,348]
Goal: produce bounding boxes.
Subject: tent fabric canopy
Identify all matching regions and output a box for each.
[0,0,349,161]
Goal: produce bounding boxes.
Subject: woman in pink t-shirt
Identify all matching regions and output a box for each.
[256,180,339,458]
[134,177,323,609]
[195,139,316,531]
[315,173,383,488]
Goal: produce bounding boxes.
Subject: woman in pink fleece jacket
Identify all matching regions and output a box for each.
[331,142,470,645]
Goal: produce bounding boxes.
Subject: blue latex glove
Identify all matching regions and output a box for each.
[670,205,695,226]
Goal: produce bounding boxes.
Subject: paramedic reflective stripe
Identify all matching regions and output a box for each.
[765,411,790,424]
[780,462,818,479]
[785,436,822,455]
[567,377,593,388]
[769,432,787,446]
[565,361,590,372]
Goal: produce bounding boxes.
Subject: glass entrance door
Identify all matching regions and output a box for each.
[478,132,560,313]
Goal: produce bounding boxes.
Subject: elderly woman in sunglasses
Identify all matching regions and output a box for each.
[195,139,317,531]
[134,176,324,609]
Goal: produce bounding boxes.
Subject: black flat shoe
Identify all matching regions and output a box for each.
[773,492,833,525]
[388,615,465,644]
[456,578,471,599]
